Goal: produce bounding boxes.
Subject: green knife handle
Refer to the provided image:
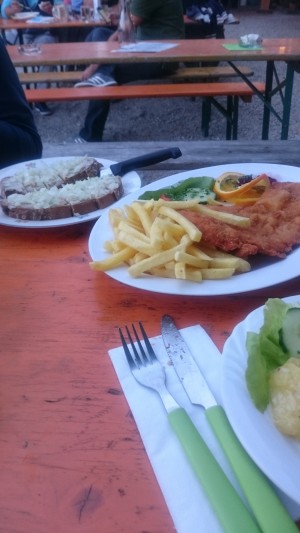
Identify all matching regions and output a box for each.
[206,405,299,533]
[168,408,261,533]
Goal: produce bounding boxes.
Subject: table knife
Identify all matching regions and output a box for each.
[161,314,299,533]
[109,147,182,176]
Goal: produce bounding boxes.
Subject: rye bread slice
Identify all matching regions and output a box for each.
[0,157,103,198]
[61,159,102,185]
[1,174,124,221]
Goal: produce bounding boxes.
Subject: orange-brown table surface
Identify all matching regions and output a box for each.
[1,141,300,533]
[8,37,300,67]
[0,14,113,32]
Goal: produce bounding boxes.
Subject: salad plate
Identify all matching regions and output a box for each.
[88,162,300,296]
[222,295,300,505]
[0,157,141,229]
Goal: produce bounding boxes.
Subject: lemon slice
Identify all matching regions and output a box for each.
[214,172,270,203]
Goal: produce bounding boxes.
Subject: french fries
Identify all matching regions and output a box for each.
[90,199,251,282]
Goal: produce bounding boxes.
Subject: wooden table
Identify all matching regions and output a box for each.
[0,16,113,43]
[1,140,299,533]
[8,38,300,140]
[0,16,110,33]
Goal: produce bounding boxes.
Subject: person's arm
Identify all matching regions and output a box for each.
[0,37,42,169]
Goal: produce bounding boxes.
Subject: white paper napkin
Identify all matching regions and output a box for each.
[108,325,300,533]
[112,42,178,53]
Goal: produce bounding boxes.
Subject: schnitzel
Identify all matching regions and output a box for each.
[180,181,300,258]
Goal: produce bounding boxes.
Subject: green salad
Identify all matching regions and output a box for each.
[246,298,300,411]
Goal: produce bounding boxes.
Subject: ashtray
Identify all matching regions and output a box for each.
[239,34,263,48]
[18,44,42,55]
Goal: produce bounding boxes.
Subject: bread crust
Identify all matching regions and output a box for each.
[2,202,73,221]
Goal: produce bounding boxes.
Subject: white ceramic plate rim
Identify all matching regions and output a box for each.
[222,294,300,504]
[88,162,300,296]
[13,11,39,19]
[0,157,141,228]
[26,16,55,23]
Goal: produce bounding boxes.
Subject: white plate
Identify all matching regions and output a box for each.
[0,157,141,228]
[13,11,39,20]
[222,295,300,504]
[88,162,300,296]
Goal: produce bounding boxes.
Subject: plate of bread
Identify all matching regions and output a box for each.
[0,156,141,228]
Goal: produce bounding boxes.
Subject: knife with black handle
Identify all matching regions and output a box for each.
[161,314,299,533]
[109,147,182,176]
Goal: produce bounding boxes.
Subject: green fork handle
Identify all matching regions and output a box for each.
[168,408,262,533]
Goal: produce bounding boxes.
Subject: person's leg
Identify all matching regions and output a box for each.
[77,28,117,141]
[78,62,169,142]
[85,27,115,43]
[115,61,173,85]
[79,99,110,141]
[84,27,116,78]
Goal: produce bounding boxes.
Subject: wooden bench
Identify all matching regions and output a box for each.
[165,65,254,82]
[19,70,82,86]
[25,81,265,140]
[18,65,254,87]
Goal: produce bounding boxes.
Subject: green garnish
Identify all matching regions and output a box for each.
[139,176,216,203]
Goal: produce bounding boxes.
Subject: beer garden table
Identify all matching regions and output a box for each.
[6,37,300,140]
[0,140,300,533]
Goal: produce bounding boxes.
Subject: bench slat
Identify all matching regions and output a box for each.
[167,65,254,81]
[18,66,254,87]
[19,70,82,85]
[25,81,265,141]
[25,81,265,102]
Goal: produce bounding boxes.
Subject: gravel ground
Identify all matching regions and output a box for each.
[33,8,300,143]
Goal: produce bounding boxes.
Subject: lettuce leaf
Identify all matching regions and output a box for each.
[139,176,215,203]
[245,298,292,411]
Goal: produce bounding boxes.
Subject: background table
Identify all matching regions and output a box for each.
[1,141,299,533]
[8,38,300,140]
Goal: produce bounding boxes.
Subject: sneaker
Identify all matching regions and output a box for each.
[225,13,240,24]
[74,74,117,88]
[33,102,52,116]
[74,135,88,144]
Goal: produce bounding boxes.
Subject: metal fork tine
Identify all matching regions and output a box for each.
[138,321,156,362]
[131,323,150,364]
[126,325,145,367]
[118,327,137,370]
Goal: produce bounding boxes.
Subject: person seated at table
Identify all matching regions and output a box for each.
[183,0,239,41]
[1,0,58,116]
[73,0,185,143]
[0,36,42,169]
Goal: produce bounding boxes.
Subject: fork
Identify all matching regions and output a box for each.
[119,323,262,533]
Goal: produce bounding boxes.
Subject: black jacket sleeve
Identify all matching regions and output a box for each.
[0,37,43,169]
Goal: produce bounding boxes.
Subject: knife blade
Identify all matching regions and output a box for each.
[161,314,299,533]
[109,147,182,176]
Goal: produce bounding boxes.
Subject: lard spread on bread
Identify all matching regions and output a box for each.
[0,156,124,220]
